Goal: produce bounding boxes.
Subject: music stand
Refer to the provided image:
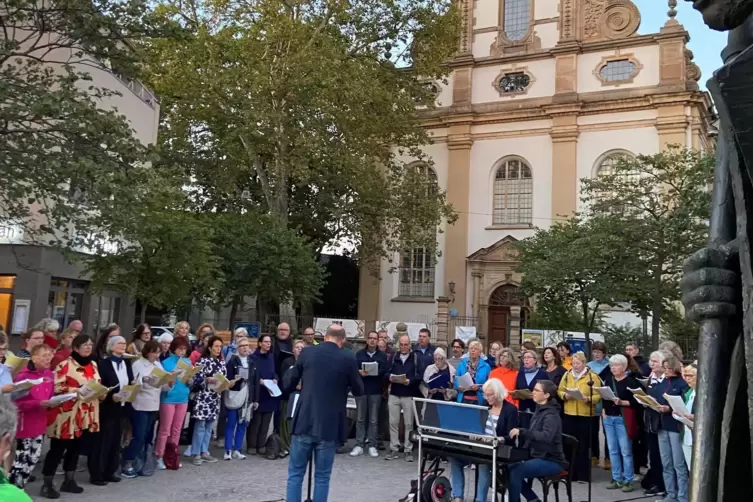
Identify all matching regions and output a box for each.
[412,398,498,502]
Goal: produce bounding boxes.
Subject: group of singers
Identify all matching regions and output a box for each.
[404,338,695,502]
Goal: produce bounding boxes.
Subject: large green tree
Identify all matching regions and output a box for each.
[581,147,714,348]
[143,0,460,273]
[516,216,638,349]
[0,0,180,249]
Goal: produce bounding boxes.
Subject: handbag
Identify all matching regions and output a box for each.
[611,377,639,439]
[224,356,249,410]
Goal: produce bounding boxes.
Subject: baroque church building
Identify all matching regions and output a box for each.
[357,0,714,346]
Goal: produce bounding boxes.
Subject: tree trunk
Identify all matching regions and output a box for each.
[582,300,592,360]
[139,303,147,324]
[651,261,664,350]
[228,296,240,330]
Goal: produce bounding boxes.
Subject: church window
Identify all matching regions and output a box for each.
[599,59,638,83]
[493,158,533,225]
[503,0,532,42]
[399,164,437,298]
[498,72,531,93]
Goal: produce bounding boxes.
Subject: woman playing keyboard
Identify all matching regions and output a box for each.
[508,380,568,502]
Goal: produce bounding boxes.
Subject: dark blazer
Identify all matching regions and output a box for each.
[225,354,261,405]
[98,356,134,420]
[648,375,689,433]
[496,400,519,442]
[519,401,567,467]
[283,341,364,442]
[354,348,389,395]
[515,368,550,414]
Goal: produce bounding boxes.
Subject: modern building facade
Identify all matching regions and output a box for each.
[0,60,160,336]
[357,0,714,346]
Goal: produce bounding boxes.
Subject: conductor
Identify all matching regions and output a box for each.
[283,324,364,502]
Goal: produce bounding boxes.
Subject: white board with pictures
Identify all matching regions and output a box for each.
[313,318,365,339]
[455,326,476,343]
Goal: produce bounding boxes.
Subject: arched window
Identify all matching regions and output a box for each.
[399,164,437,298]
[493,157,533,225]
[503,0,532,42]
[596,150,638,179]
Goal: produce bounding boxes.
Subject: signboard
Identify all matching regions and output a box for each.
[234,322,261,338]
[521,329,544,348]
[313,318,365,339]
[455,326,476,343]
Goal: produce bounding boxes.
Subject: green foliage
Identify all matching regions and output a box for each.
[516,216,638,342]
[580,146,714,348]
[660,305,700,357]
[0,0,182,248]
[601,323,645,354]
[210,213,326,309]
[143,0,460,269]
[526,301,604,332]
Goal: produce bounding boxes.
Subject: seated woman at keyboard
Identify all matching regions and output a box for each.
[449,378,518,502]
[508,380,568,502]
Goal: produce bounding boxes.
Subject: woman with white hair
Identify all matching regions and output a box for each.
[602,354,639,492]
[422,347,456,401]
[158,333,174,362]
[34,318,60,350]
[449,378,518,502]
[454,340,491,405]
[641,350,668,496]
[0,394,32,501]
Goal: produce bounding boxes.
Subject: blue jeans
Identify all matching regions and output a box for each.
[658,429,689,502]
[508,459,563,502]
[355,394,382,447]
[603,415,634,483]
[191,419,214,456]
[124,410,157,462]
[286,434,337,502]
[224,408,248,452]
[449,458,490,502]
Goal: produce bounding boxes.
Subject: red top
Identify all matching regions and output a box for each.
[43,334,58,350]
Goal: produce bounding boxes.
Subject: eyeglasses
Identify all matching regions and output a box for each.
[238,345,250,349]
[452,345,461,349]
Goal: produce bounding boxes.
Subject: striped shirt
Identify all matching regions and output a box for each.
[485,412,499,436]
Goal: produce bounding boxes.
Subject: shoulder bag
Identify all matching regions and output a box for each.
[224,356,249,410]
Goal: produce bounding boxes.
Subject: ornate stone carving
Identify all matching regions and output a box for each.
[560,0,575,40]
[492,66,536,97]
[685,48,702,82]
[583,0,640,40]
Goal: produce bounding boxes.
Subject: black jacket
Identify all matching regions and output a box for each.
[282,341,364,442]
[519,401,567,467]
[225,354,261,405]
[273,336,294,377]
[98,356,134,421]
[633,355,651,377]
[388,352,422,398]
[354,348,389,395]
[496,400,519,441]
[515,368,551,414]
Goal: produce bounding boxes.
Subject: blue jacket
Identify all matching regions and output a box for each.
[412,343,436,378]
[515,368,550,414]
[389,352,422,398]
[454,358,492,404]
[160,354,192,404]
[648,375,689,433]
[282,341,363,442]
[354,348,389,395]
[251,349,279,413]
[221,342,238,361]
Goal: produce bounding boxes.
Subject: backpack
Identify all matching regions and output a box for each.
[264,433,282,460]
[163,442,180,470]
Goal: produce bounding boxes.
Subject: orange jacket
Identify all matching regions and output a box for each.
[489,366,520,408]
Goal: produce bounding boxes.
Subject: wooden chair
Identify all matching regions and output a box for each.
[537,434,578,502]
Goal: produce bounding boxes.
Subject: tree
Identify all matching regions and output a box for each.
[0,0,180,249]
[210,213,326,329]
[516,216,638,353]
[602,323,645,355]
[526,300,604,332]
[143,0,460,272]
[581,147,714,349]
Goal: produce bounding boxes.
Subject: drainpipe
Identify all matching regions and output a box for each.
[685,105,692,149]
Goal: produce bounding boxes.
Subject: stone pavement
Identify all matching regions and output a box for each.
[26,442,650,502]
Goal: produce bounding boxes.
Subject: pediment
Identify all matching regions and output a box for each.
[468,235,519,262]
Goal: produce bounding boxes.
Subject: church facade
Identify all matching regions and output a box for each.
[357,0,714,346]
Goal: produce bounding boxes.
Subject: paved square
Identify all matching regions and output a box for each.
[26,442,644,501]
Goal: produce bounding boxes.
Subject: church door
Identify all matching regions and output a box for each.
[488,285,526,346]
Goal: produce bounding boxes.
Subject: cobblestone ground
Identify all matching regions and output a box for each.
[26,441,638,502]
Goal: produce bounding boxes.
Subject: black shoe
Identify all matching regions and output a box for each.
[644,486,664,496]
[105,475,121,483]
[28,475,37,483]
[90,479,108,486]
[40,477,60,499]
[60,479,84,494]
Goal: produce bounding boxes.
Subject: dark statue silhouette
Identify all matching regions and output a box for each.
[680,0,753,500]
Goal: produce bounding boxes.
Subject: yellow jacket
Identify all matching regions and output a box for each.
[558,368,602,417]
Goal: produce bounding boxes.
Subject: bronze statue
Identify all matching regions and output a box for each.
[681,0,753,500]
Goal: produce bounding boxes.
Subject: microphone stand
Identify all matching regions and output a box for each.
[581,372,594,502]
[304,449,314,502]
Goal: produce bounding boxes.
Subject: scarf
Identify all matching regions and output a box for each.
[587,358,609,376]
[571,367,588,380]
[467,357,479,380]
[72,351,96,378]
[110,354,124,369]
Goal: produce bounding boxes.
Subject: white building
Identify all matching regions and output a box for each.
[358,0,714,346]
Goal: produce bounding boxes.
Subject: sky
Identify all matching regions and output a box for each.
[634,0,727,87]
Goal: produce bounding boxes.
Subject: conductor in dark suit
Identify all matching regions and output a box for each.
[283,324,364,502]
